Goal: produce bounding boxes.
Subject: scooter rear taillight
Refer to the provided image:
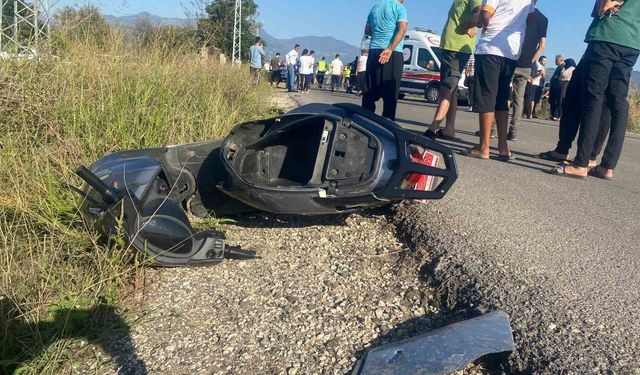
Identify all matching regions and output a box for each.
[405,147,440,203]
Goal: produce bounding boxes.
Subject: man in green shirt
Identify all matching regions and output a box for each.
[424,0,482,140]
[554,0,639,180]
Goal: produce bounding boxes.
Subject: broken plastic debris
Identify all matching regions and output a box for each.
[352,311,514,375]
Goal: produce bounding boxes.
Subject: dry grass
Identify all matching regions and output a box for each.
[0,29,272,374]
[534,87,640,133]
[627,87,640,133]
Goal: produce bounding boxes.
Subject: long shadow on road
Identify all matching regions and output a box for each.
[395,116,557,173]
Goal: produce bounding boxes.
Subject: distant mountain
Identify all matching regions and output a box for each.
[103,16,359,61]
[105,12,195,29]
[260,29,360,63]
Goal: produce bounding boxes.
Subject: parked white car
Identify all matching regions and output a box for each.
[362,28,469,104]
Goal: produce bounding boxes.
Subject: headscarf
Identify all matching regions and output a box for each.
[564,58,577,69]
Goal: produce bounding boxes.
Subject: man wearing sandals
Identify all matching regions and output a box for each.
[465,0,534,161]
[538,61,614,170]
[424,0,482,141]
[547,0,640,180]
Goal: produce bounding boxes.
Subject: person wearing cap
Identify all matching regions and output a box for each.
[317,57,328,89]
[343,64,352,92]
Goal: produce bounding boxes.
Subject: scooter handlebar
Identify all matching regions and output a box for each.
[75,166,119,205]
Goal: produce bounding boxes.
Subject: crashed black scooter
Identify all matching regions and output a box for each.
[74,103,458,267]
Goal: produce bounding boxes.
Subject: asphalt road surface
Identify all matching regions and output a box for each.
[291,88,640,373]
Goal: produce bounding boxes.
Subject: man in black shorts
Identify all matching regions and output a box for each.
[424,0,481,140]
[465,0,533,160]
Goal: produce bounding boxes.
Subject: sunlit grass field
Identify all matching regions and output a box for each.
[0,29,272,374]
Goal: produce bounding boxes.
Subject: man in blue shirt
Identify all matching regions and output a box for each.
[362,0,408,121]
[249,37,267,84]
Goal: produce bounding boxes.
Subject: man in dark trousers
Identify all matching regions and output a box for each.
[548,55,565,120]
[270,53,282,88]
[362,0,408,121]
[317,57,328,89]
[551,0,639,180]
[538,60,612,168]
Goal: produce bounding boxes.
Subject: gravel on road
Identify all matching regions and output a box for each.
[113,212,449,375]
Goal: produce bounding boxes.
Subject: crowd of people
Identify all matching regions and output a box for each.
[364,0,638,181]
[251,0,638,181]
[254,43,369,96]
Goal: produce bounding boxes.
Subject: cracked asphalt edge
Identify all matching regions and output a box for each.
[391,201,639,374]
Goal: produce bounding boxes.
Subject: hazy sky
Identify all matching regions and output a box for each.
[51,0,637,68]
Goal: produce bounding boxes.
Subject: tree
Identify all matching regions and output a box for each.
[197,0,260,60]
[133,17,156,48]
[133,18,202,54]
[53,5,110,44]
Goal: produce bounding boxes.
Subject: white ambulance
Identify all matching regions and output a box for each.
[362,28,469,104]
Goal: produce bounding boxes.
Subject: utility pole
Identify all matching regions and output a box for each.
[0,0,51,56]
[231,0,242,65]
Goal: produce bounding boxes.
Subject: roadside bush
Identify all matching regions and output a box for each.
[0,30,271,374]
[534,87,640,133]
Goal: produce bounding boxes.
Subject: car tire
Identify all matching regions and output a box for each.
[398,93,406,100]
[424,84,440,104]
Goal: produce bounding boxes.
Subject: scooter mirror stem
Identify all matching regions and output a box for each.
[75,166,119,205]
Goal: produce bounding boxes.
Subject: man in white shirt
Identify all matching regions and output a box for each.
[299,50,315,93]
[330,54,344,92]
[526,55,547,118]
[285,44,300,92]
[465,0,534,161]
